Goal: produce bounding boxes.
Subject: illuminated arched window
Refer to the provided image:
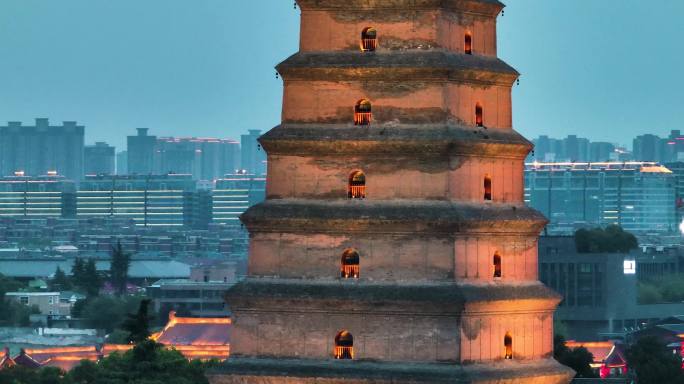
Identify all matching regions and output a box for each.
[341,249,360,278]
[354,99,372,126]
[361,27,377,52]
[493,252,502,278]
[475,103,483,127]
[504,333,513,359]
[484,174,492,201]
[334,330,354,359]
[465,32,472,55]
[348,171,366,199]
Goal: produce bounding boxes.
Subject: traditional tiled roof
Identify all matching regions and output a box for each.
[151,311,230,360]
[23,346,100,371]
[13,349,42,369]
[565,341,626,368]
[0,348,15,369]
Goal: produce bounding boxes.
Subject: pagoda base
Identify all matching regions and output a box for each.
[208,357,573,384]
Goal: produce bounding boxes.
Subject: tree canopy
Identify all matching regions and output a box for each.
[626,336,684,384]
[575,225,638,253]
[71,258,102,297]
[553,334,596,378]
[110,241,131,296]
[121,299,153,344]
[0,341,210,384]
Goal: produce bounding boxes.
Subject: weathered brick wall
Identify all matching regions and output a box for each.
[231,310,460,362]
[460,312,554,363]
[248,232,454,281]
[266,155,524,203]
[281,81,512,128]
[299,10,497,56]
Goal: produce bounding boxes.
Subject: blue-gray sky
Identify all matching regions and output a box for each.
[1,0,683,150]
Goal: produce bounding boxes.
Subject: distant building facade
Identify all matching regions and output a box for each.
[77,174,197,227]
[126,129,240,181]
[84,142,115,176]
[240,130,266,175]
[539,236,684,341]
[127,128,157,175]
[212,173,266,227]
[116,151,127,175]
[525,162,676,234]
[0,119,84,181]
[0,175,75,218]
[155,137,239,181]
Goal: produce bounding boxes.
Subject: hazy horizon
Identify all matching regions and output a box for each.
[1,0,683,150]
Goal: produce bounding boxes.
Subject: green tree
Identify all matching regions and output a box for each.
[81,295,141,333]
[71,258,102,297]
[121,299,153,343]
[109,241,130,296]
[66,340,209,384]
[50,266,72,291]
[553,334,597,378]
[627,336,684,384]
[574,225,638,253]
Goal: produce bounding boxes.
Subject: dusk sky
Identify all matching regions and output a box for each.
[1,0,683,150]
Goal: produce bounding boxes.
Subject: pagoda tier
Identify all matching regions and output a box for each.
[210,0,573,383]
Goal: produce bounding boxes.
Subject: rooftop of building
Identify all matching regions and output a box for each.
[525,161,673,173]
[0,258,191,279]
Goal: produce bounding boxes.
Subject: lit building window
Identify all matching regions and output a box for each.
[341,249,360,278]
[493,252,502,278]
[334,330,354,359]
[476,103,483,127]
[361,27,377,51]
[465,32,472,54]
[484,174,492,201]
[348,171,366,199]
[504,333,513,359]
[354,99,372,126]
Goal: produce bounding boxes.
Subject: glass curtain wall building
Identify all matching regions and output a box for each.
[525,162,676,234]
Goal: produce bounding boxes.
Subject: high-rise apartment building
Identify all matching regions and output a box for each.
[239,130,266,175]
[116,151,128,175]
[0,118,84,181]
[155,137,239,181]
[127,128,157,175]
[212,1,571,383]
[84,142,115,176]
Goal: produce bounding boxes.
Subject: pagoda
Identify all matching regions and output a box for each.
[210,1,573,383]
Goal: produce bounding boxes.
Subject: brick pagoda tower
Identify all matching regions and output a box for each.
[211,1,573,383]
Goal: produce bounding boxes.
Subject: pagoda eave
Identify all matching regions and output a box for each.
[208,358,574,384]
[294,0,505,17]
[241,200,548,235]
[225,279,561,315]
[277,51,518,86]
[259,124,531,158]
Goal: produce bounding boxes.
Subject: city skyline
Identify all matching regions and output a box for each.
[2,0,684,149]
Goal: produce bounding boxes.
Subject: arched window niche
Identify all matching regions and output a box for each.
[475,103,484,127]
[504,332,513,359]
[361,27,377,51]
[348,171,366,199]
[354,99,372,126]
[493,252,502,279]
[334,330,354,359]
[465,32,472,54]
[341,249,360,279]
[484,174,492,201]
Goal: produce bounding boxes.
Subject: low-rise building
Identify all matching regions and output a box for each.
[539,236,684,340]
[4,292,68,316]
